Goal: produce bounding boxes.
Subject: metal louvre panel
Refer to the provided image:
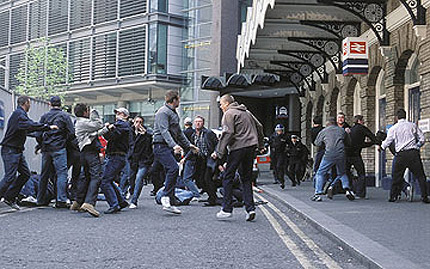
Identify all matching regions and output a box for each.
[69,38,91,82]
[9,53,24,89]
[11,6,27,45]
[119,27,146,76]
[0,66,5,88]
[94,0,117,25]
[29,0,47,41]
[0,11,9,47]
[48,0,68,36]
[120,0,147,18]
[70,0,91,31]
[92,33,117,79]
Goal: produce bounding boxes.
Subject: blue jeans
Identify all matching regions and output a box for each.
[181,159,201,197]
[131,165,149,205]
[120,159,131,195]
[153,144,179,200]
[0,146,31,201]
[101,155,127,208]
[38,148,69,203]
[315,157,350,195]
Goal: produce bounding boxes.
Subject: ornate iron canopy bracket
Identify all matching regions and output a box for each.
[399,0,426,25]
[288,37,343,74]
[270,61,316,91]
[317,0,390,46]
[277,50,329,83]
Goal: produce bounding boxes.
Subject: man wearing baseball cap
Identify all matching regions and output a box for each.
[99,107,132,214]
[37,96,75,209]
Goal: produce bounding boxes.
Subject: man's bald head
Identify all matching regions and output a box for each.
[219,94,235,113]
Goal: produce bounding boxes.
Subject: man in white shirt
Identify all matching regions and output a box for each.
[380,109,429,203]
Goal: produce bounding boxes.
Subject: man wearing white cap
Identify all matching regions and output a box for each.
[100,107,132,214]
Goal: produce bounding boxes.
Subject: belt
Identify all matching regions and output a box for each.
[397,148,418,153]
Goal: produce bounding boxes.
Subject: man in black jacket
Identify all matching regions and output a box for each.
[128,116,153,208]
[100,107,132,214]
[0,96,57,210]
[286,135,308,186]
[345,115,377,198]
[269,124,288,189]
[37,96,75,208]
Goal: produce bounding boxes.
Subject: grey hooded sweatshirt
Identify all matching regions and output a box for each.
[216,102,264,158]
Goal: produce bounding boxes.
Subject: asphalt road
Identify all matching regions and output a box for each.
[0,188,366,269]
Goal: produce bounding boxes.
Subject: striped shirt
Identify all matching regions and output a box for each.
[381,119,425,153]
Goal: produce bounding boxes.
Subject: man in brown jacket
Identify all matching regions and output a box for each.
[212,94,264,221]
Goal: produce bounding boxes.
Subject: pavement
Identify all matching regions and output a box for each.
[258,172,430,269]
[0,186,367,269]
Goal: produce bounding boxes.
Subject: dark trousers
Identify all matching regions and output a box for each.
[100,155,127,208]
[391,149,428,199]
[272,153,285,184]
[222,146,256,213]
[153,144,179,200]
[0,146,31,201]
[67,149,81,200]
[150,161,165,193]
[76,151,102,205]
[288,161,304,185]
[346,156,366,197]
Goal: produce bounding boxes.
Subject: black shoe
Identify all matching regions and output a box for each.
[280,183,285,189]
[388,197,398,202]
[104,206,120,214]
[4,199,20,210]
[54,201,70,209]
[119,201,129,209]
[421,197,430,204]
[292,183,296,187]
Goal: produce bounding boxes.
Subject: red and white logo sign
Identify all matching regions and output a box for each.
[342,37,368,60]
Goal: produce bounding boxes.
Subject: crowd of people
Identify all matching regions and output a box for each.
[0,91,428,223]
[0,91,263,221]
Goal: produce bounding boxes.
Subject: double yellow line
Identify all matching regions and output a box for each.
[255,193,342,269]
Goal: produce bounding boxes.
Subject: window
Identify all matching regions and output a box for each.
[69,38,91,82]
[92,33,117,79]
[11,6,27,45]
[0,11,9,47]
[70,0,92,30]
[48,0,68,36]
[94,0,118,25]
[150,0,168,13]
[9,53,24,89]
[148,24,167,74]
[119,26,146,76]
[29,1,47,40]
[120,0,147,18]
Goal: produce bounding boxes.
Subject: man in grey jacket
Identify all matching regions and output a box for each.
[312,117,354,202]
[213,94,264,221]
[72,104,106,217]
[153,90,199,214]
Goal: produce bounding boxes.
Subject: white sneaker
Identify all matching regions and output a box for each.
[345,190,355,201]
[190,197,199,203]
[129,203,137,209]
[21,196,37,204]
[246,211,256,221]
[163,205,181,214]
[161,196,181,214]
[216,210,232,220]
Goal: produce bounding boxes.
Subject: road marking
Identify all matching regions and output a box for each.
[258,202,314,269]
[0,207,37,218]
[255,193,342,269]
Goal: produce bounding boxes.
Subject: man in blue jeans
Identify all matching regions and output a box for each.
[312,117,354,202]
[153,90,199,215]
[0,96,57,210]
[100,107,132,214]
[37,96,75,208]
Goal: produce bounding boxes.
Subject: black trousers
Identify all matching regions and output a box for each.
[272,153,286,184]
[392,149,428,199]
[222,146,256,213]
[67,149,81,200]
[76,151,102,205]
[150,161,165,193]
[288,161,305,185]
[346,156,366,198]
